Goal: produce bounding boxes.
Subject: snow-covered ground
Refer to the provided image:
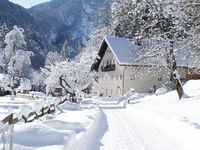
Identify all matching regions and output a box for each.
[0,92,45,120]
[98,80,200,150]
[13,101,101,150]
[0,94,102,150]
[1,80,200,150]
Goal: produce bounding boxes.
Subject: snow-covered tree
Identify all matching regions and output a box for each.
[43,60,96,102]
[61,39,71,61]
[112,0,198,99]
[0,23,9,49]
[78,26,113,69]
[3,26,33,99]
[100,0,112,28]
[31,70,46,92]
[0,23,9,72]
[178,0,200,68]
[4,26,26,58]
[45,51,63,66]
[17,78,31,94]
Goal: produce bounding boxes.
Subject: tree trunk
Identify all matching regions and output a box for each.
[168,40,184,100]
[59,76,77,103]
[175,78,183,100]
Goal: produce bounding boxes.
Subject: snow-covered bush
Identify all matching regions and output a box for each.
[17,78,31,94]
[31,70,46,92]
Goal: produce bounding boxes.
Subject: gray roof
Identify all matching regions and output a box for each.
[91,36,195,72]
[105,36,135,65]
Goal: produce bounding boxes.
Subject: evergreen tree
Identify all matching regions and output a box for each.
[181,0,200,50]
[0,23,9,49]
[0,23,8,72]
[101,0,112,28]
[61,39,71,61]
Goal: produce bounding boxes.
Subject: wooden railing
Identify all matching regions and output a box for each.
[2,97,68,125]
[101,64,115,72]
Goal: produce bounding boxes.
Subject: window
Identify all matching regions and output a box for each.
[105,75,107,81]
[111,89,113,95]
[130,74,135,80]
[107,49,111,53]
[111,75,113,81]
[158,76,162,81]
[110,60,112,65]
[120,74,122,80]
[113,59,115,64]
[107,60,109,65]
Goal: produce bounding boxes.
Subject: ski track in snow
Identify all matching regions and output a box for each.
[99,104,181,150]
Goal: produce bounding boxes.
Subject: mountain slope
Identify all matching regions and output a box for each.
[0,0,55,68]
[29,0,105,55]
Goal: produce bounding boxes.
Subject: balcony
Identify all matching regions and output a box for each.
[101,64,115,72]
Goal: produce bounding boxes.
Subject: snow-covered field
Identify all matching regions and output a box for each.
[13,101,101,150]
[98,80,200,150]
[1,80,200,150]
[0,94,103,150]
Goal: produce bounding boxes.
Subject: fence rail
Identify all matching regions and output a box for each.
[0,96,70,150]
[2,96,68,125]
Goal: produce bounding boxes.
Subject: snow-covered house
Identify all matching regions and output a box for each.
[91,36,188,97]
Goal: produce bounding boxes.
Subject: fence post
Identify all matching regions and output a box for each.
[8,114,13,125]
[9,124,14,150]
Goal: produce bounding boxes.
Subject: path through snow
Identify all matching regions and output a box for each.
[100,109,180,150]
[98,98,186,150]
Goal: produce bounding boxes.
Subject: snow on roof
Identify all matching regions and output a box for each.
[91,36,195,72]
[105,36,135,65]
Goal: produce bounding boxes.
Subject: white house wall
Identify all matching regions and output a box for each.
[97,47,187,97]
[98,47,124,97]
[125,66,187,94]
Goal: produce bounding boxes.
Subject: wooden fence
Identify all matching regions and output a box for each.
[2,97,68,125]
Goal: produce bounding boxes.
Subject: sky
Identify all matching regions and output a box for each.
[9,0,51,8]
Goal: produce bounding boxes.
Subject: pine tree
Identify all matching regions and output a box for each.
[101,0,112,28]
[61,39,71,61]
[0,23,9,49]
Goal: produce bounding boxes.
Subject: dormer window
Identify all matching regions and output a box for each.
[107,49,111,53]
